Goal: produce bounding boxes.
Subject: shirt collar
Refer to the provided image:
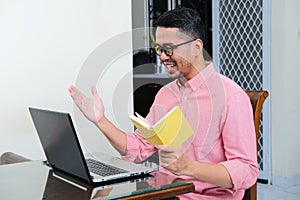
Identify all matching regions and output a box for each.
[175,62,216,91]
[188,62,216,91]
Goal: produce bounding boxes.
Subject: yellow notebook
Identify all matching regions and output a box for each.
[129,106,194,146]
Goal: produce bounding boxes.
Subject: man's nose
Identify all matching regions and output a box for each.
[159,51,170,61]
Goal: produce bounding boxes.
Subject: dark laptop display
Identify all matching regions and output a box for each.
[29,107,155,184]
[29,107,92,182]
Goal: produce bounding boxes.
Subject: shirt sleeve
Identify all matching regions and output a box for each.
[122,86,173,163]
[122,129,156,163]
[220,90,259,191]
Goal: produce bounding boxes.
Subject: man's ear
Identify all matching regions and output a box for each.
[194,39,203,50]
[193,39,203,56]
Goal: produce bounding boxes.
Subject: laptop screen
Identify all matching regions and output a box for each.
[29,107,92,183]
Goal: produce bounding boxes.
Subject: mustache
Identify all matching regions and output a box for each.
[163,59,175,63]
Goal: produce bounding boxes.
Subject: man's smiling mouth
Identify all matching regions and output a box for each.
[163,60,177,74]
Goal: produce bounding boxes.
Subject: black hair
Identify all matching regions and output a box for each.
[154,7,206,44]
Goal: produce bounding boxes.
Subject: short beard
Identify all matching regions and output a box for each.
[167,70,181,79]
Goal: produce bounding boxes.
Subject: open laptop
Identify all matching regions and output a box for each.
[29,107,155,184]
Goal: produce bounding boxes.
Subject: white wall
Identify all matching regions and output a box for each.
[271,0,300,187]
[0,0,133,160]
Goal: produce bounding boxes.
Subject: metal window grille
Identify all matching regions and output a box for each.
[213,0,270,181]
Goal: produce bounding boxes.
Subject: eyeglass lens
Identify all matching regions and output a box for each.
[154,39,195,57]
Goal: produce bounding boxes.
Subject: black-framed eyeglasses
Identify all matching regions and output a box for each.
[153,39,196,57]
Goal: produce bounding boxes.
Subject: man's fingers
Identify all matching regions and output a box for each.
[155,145,165,150]
[91,86,97,95]
[158,145,181,153]
[68,86,86,109]
[91,86,100,101]
[68,85,75,97]
[69,85,80,97]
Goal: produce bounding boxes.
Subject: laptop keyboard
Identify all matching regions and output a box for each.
[86,158,128,177]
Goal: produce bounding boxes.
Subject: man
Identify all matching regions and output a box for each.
[69,7,258,199]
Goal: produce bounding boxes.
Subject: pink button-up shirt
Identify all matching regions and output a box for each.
[124,62,258,199]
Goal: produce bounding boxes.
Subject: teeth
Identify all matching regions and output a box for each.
[163,62,175,69]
